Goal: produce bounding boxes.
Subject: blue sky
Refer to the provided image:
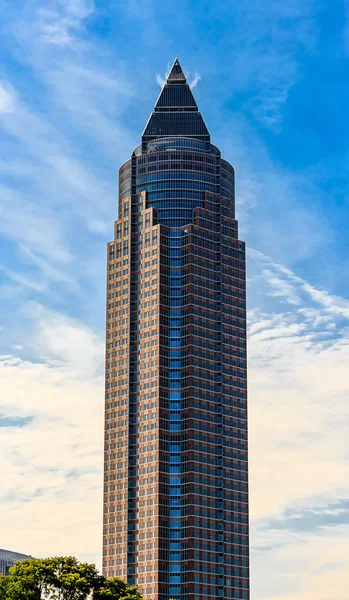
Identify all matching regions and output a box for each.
[0,0,349,598]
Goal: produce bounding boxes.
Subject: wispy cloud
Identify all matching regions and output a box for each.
[24,302,105,377]
[0,305,103,559]
[156,74,165,87]
[28,0,95,47]
[252,524,349,600]
[227,0,318,131]
[0,81,17,113]
[189,73,201,89]
[0,184,71,264]
[0,0,135,332]
[251,250,349,320]
[247,252,349,596]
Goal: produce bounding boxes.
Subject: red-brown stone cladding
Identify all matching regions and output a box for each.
[103,190,249,600]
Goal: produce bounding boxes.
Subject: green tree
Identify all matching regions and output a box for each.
[94,578,142,600]
[1,557,142,600]
[44,556,100,600]
[5,558,51,600]
[0,576,9,598]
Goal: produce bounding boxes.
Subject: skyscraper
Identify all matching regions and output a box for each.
[103,59,249,600]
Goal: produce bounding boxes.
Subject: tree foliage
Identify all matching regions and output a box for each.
[0,577,9,599]
[94,578,142,600]
[0,557,143,600]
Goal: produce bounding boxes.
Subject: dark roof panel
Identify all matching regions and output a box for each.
[142,59,210,147]
[155,84,197,110]
[167,58,186,83]
[143,112,209,141]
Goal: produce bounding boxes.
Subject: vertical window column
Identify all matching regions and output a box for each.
[168,230,182,600]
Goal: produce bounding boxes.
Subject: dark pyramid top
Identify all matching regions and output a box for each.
[155,83,197,111]
[142,58,210,147]
[167,58,187,83]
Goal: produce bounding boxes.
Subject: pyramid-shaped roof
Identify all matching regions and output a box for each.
[142,59,210,147]
[167,58,187,83]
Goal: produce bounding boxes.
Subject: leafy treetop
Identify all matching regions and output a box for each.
[0,557,143,600]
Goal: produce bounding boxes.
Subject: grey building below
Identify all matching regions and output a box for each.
[0,548,31,576]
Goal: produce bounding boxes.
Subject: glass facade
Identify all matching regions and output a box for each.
[103,59,249,600]
[0,549,30,576]
[119,137,235,229]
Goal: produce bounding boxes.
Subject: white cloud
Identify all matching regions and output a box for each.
[34,0,95,46]
[25,302,105,377]
[262,269,302,305]
[0,183,71,265]
[0,81,16,113]
[156,74,165,87]
[252,525,349,600]
[251,251,349,320]
[189,73,201,89]
[229,0,318,131]
[0,306,103,562]
[247,254,349,597]
[0,0,135,296]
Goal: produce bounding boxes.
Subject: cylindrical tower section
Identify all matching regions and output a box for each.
[118,138,235,228]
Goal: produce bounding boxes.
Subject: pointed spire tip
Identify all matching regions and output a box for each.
[167,58,186,83]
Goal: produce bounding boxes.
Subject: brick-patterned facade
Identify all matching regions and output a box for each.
[103,59,249,600]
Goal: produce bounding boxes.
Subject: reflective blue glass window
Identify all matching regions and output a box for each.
[170,320,181,328]
[170,530,181,538]
[170,520,181,529]
[170,542,180,550]
[169,564,181,572]
[170,552,181,561]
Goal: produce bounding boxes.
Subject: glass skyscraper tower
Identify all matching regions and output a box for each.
[103,59,249,600]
